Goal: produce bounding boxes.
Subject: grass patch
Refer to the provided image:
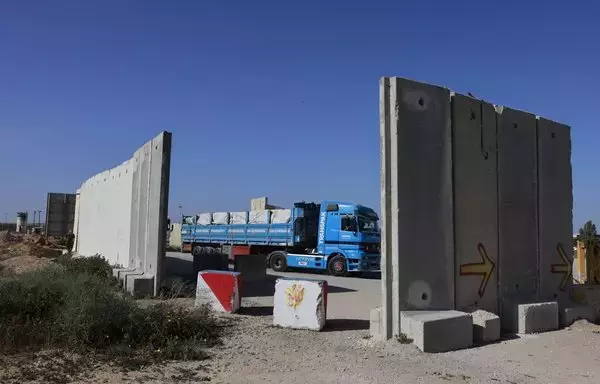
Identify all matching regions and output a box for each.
[0,255,222,382]
[396,333,413,344]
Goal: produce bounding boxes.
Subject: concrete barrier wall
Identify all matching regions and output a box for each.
[379,77,454,339]
[74,132,172,295]
[375,76,572,339]
[452,95,498,314]
[497,108,540,330]
[537,118,573,303]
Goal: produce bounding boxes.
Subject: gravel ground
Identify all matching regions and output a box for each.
[159,252,600,384]
[6,252,594,383]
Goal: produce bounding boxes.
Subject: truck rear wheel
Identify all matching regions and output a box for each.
[328,255,348,277]
[269,251,288,272]
[192,246,203,257]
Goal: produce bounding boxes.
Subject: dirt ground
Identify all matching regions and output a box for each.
[7,315,593,384]
[0,231,64,275]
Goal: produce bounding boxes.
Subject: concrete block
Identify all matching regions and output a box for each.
[196,270,242,313]
[125,274,154,297]
[561,306,595,327]
[452,94,498,313]
[113,267,135,280]
[378,77,454,340]
[234,254,267,282]
[273,278,328,331]
[537,118,573,303]
[497,108,539,328]
[573,284,600,322]
[193,251,229,274]
[471,310,500,343]
[370,307,384,341]
[517,302,558,334]
[400,310,472,353]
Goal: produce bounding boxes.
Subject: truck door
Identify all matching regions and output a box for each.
[339,213,358,244]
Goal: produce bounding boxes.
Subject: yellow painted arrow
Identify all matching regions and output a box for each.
[551,244,572,291]
[460,243,495,298]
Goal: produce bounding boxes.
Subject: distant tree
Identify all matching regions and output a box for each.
[578,220,598,250]
[578,220,599,282]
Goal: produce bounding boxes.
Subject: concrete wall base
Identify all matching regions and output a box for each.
[234,255,267,282]
[125,273,155,297]
[113,267,136,281]
[517,302,558,334]
[561,305,595,327]
[471,310,500,343]
[400,310,473,352]
[369,307,385,341]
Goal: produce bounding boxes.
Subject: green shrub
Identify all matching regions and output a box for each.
[0,259,222,364]
[54,254,113,281]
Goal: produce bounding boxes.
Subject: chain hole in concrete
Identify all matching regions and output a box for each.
[551,132,556,138]
[418,98,424,106]
[421,292,428,300]
[470,110,476,120]
[513,123,518,128]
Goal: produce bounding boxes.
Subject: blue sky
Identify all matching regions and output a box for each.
[0,0,598,229]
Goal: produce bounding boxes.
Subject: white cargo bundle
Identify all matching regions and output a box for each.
[270,209,292,224]
[249,210,271,224]
[197,213,212,225]
[212,212,230,225]
[183,216,196,225]
[230,211,249,224]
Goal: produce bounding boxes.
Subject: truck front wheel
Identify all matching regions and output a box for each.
[269,251,288,272]
[192,246,203,257]
[328,255,348,277]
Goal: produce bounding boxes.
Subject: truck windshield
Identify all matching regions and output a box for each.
[357,215,379,233]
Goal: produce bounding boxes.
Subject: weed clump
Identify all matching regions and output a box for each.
[0,255,221,365]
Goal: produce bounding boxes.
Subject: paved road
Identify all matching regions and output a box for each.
[165,251,381,320]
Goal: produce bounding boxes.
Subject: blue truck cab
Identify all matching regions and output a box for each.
[180,200,380,276]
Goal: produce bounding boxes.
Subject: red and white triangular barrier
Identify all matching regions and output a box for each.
[196,270,242,313]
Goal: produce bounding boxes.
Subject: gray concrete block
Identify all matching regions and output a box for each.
[234,254,267,282]
[369,307,383,341]
[113,267,135,280]
[561,306,595,327]
[125,273,154,297]
[471,310,500,343]
[193,252,229,274]
[518,302,559,334]
[400,310,472,352]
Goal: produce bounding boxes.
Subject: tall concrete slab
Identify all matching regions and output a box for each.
[45,193,77,237]
[497,108,539,331]
[537,118,573,303]
[452,95,499,313]
[377,77,454,339]
[74,132,172,296]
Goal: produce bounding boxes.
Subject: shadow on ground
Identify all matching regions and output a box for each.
[323,319,370,332]
[165,255,196,281]
[239,306,275,316]
[243,275,357,297]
